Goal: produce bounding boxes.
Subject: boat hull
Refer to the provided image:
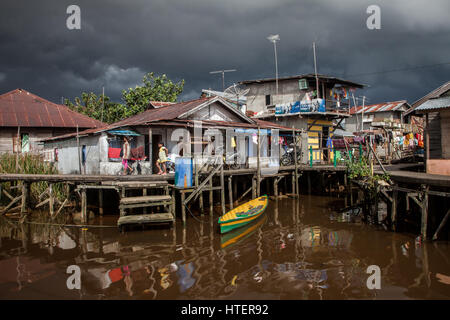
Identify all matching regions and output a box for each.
[218,195,268,234]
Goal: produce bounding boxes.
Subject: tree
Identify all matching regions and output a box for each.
[64,92,128,124]
[65,73,185,124]
[122,72,184,115]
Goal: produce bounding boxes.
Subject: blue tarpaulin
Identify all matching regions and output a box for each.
[107,129,141,136]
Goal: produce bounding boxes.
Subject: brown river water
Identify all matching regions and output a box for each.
[1,195,449,300]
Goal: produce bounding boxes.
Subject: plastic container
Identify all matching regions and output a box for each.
[175,157,193,188]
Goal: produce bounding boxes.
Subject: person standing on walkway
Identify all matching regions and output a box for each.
[156,142,168,175]
[122,136,132,175]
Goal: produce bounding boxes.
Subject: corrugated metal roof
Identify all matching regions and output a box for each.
[41,98,296,143]
[415,96,450,112]
[350,100,409,114]
[0,89,105,128]
[405,81,450,115]
[240,73,365,88]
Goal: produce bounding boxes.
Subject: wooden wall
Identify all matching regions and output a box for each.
[0,127,81,154]
[427,112,442,159]
[440,109,450,159]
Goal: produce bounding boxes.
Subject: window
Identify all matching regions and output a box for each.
[265,95,271,106]
[21,133,30,152]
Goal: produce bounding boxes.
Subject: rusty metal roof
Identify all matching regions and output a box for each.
[0,89,105,128]
[42,97,296,143]
[350,100,409,115]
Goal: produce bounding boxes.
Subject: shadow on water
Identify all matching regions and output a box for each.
[0,195,450,300]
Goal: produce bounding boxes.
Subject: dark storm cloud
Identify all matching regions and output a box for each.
[0,0,449,105]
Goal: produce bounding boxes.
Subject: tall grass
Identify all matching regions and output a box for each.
[0,153,67,205]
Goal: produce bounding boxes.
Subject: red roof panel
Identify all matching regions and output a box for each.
[0,89,106,129]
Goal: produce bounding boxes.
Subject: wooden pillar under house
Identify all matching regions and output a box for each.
[49,183,54,217]
[421,186,429,240]
[228,176,233,209]
[181,191,186,226]
[81,188,87,223]
[220,163,225,215]
[391,184,398,230]
[21,181,29,214]
[148,128,153,174]
[98,189,104,216]
[257,127,261,197]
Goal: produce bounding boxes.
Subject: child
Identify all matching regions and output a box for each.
[155,142,168,175]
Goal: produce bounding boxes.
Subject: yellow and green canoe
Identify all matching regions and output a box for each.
[218,195,268,234]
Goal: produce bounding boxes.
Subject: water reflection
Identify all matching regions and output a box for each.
[0,195,449,300]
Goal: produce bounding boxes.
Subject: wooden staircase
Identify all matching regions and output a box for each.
[115,181,175,229]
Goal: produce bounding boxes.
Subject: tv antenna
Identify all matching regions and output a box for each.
[210,69,237,91]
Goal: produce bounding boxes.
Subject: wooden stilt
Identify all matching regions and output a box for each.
[99,189,104,216]
[120,187,125,216]
[252,175,256,199]
[433,208,450,241]
[220,164,225,215]
[49,183,54,217]
[274,177,278,198]
[307,171,311,194]
[228,176,233,209]
[291,172,295,194]
[21,182,29,214]
[233,178,237,204]
[209,177,213,215]
[81,188,87,223]
[53,198,69,220]
[181,191,186,226]
[421,186,429,240]
[257,127,261,197]
[293,128,299,195]
[391,184,398,230]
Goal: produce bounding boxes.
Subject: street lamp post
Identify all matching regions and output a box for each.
[267,34,280,95]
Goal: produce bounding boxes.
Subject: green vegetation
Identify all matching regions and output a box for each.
[65,72,185,124]
[346,157,390,190]
[0,153,66,205]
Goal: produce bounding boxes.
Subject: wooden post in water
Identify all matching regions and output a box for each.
[120,187,125,216]
[292,127,299,195]
[291,172,295,195]
[421,186,429,240]
[257,127,261,197]
[49,183,54,217]
[209,177,213,215]
[307,171,311,194]
[252,175,256,199]
[21,181,29,214]
[181,191,186,226]
[274,177,278,198]
[228,176,233,209]
[98,189,104,216]
[220,164,225,215]
[391,184,398,230]
[81,188,87,223]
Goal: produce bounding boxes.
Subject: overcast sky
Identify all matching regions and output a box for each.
[1,0,449,107]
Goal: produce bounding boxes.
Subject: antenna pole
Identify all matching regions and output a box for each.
[274,41,278,95]
[361,96,366,131]
[210,69,237,92]
[313,42,319,98]
[101,86,105,123]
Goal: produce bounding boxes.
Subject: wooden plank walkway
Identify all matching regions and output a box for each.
[120,195,172,205]
[375,169,450,188]
[117,213,174,228]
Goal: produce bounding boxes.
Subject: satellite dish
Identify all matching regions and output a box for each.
[224,83,249,113]
[224,83,249,101]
